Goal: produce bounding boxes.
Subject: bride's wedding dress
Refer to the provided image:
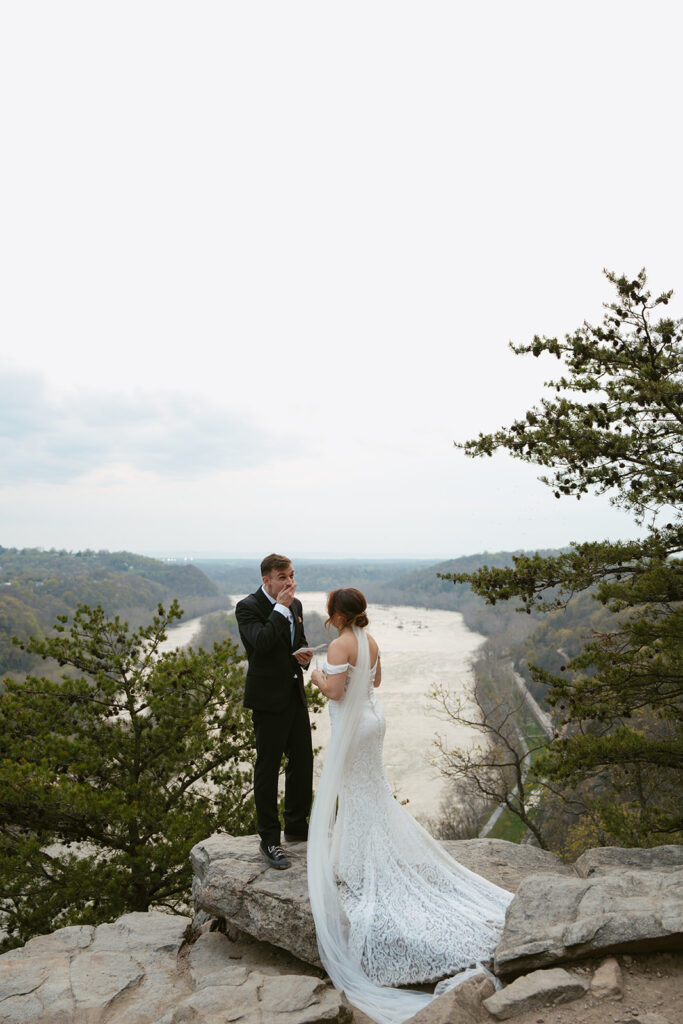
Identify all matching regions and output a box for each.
[307,627,513,1024]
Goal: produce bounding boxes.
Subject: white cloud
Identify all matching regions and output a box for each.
[0,368,297,484]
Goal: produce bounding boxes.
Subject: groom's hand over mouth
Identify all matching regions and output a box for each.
[277,581,296,607]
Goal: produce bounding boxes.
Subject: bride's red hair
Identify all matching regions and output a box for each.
[326,588,369,630]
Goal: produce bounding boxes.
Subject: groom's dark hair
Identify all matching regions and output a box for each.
[261,553,292,576]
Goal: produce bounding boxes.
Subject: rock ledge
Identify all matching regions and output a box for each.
[190,833,572,968]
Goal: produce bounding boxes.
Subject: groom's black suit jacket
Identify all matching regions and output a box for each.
[235,588,309,713]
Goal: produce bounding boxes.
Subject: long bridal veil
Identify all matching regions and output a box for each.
[307,628,427,1023]
[307,627,512,1024]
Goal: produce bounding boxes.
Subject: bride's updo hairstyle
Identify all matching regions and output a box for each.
[326,588,369,631]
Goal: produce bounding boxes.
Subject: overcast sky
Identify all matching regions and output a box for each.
[1,2,681,560]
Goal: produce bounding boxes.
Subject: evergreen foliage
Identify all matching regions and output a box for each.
[0,601,256,950]
[442,270,683,845]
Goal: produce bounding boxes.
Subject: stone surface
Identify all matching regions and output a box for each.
[70,950,144,1008]
[494,868,683,977]
[0,909,350,1024]
[441,838,574,893]
[404,972,496,1023]
[90,911,188,955]
[3,840,681,1024]
[0,955,72,1024]
[153,971,352,1024]
[188,931,250,989]
[9,926,95,959]
[190,833,573,967]
[107,961,192,1024]
[483,967,589,1020]
[0,912,190,1024]
[574,845,683,878]
[590,956,623,998]
[260,974,330,1014]
[191,832,320,966]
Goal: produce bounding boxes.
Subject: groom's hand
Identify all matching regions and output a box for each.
[294,649,312,666]
[277,581,296,607]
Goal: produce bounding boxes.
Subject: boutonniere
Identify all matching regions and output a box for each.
[298,616,302,623]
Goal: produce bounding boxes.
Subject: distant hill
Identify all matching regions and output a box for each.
[196,551,564,612]
[195,558,435,598]
[358,549,561,611]
[0,547,223,676]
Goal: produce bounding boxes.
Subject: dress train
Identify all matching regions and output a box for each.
[307,627,513,1024]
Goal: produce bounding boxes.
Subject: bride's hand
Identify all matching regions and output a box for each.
[311,668,325,690]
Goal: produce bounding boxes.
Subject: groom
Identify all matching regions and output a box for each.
[235,554,313,869]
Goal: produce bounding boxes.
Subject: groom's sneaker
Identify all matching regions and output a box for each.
[284,832,308,844]
[260,841,292,870]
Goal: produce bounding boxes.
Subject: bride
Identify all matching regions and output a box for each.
[308,588,513,1024]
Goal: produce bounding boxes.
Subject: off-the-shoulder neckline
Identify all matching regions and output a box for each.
[325,658,379,671]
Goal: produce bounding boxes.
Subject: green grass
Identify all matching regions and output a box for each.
[488,808,528,843]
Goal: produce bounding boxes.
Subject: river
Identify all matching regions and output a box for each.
[160,592,484,822]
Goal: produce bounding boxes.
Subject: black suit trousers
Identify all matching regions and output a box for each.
[252,693,313,847]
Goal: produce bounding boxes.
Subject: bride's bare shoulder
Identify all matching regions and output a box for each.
[366,632,380,662]
[327,634,353,665]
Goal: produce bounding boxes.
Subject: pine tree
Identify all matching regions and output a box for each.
[441,270,682,845]
[0,601,257,950]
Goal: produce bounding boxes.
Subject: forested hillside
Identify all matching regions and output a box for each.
[195,558,433,597]
[360,550,561,616]
[0,547,223,677]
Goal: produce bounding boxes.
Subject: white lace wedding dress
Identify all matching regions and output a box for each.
[307,627,513,1024]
